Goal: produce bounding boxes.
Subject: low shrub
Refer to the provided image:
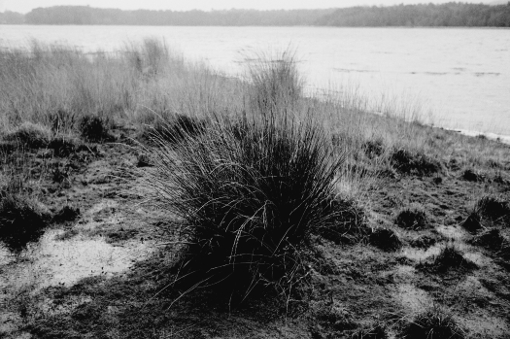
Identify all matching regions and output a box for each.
[0,193,48,252]
[146,110,344,303]
[3,122,52,149]
[399,306,465,339]
[79,115,114,143]
[369,228,402,251]
[390,148,441,176]
[432,244,477,273]
[395,205,429,230]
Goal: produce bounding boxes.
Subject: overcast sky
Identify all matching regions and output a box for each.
[0,0,497,14]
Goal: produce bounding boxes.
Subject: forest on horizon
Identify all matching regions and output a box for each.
[1,2,509,27]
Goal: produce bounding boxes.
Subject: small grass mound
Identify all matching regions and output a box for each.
[469,229,510,262]
[395,205,429,230]
[368,227,402,251]
[136,153,153,167]
[461,168,484,182]
[399,307,465,339]
[147,114,206,144]
[390,148,441,176]
[52,205,80,224]
[79,115,114,143]
[431,244,477,273]
[463,195,510,232]
[461,213,483,233]
[0,194,48,252]
[409,235,438,249]
[474,195,510,222]
[3,122,52,149]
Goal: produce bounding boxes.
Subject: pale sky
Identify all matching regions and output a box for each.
[0,0,497,14]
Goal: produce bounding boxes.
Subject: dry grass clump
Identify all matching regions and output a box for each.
[0,193,48,252]
[390,148,441,176]
[124,38,174,77]
[247,49,303,114]
[395,205,429,230]
[399,306,465,339]
[3,122,52,149]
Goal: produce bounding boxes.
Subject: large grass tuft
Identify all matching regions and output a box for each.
[146,109,344,303]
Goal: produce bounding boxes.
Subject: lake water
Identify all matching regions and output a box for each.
[1,25,509,136]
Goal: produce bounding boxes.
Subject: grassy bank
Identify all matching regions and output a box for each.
[1,40,509,339]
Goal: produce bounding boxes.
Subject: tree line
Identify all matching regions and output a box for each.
[1,3,509,27]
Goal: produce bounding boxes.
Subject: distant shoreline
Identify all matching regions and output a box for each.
[2,3,510,27]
